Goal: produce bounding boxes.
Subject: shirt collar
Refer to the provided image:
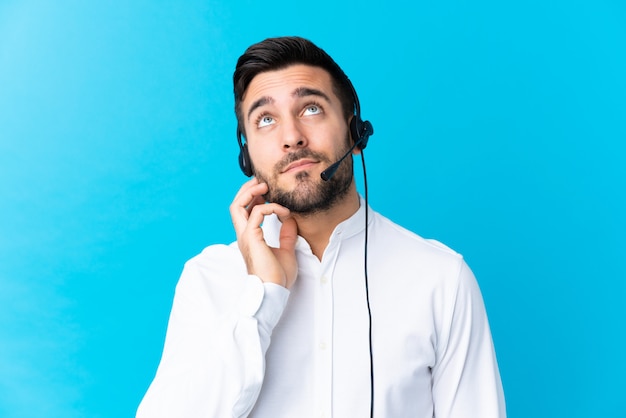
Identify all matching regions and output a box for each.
[327,195,370,242]
[263,196,371,252]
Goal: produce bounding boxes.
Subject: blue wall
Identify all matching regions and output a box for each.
[1,1,624,416]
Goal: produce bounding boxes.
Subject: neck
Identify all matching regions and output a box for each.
[292,184,360,260]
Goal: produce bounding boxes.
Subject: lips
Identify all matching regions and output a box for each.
[281,158,318,173]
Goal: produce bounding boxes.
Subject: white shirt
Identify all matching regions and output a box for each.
[137,202,506,417]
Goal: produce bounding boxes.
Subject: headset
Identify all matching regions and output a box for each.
[236,78,373,179]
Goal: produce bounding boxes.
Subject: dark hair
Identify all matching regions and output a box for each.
[233,36,354,136]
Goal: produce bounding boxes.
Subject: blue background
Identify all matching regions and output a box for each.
[1,0,624,417]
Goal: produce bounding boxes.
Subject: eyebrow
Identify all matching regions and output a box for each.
[293,87,331,103]
[247,96,274,120]
[246,87,332,121]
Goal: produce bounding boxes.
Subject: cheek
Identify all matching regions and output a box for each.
[322,125,350,155]
[248,145,278,172]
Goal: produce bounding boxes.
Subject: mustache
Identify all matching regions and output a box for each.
[274,149,330,173]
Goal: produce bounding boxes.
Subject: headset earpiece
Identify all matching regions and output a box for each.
[237,128,254,177]
[350,116,373,150]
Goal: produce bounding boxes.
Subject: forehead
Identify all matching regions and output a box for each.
[242,64,336,111]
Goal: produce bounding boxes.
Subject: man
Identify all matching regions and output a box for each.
[137,36,505,417]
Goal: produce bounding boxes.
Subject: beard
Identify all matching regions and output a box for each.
[254,134,354,216]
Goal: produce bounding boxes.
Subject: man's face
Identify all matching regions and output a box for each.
[241,64,354,215]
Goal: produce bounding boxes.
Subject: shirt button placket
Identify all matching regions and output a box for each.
[317,270,333,418]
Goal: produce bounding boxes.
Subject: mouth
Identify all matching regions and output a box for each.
[281,158,319,174]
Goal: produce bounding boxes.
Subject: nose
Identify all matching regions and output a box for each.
[281,118,307,150]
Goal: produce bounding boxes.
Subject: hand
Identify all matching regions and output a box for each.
[230,178,298,289]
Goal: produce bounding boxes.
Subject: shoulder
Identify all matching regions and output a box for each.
[368,211,469,290]
[365,213,488,339]
[371,211,462,262]
[184,242,244,274]
[173,243,247,309]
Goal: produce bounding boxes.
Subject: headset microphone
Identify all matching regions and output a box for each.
[320,118,373,182]
[320,135,364,181]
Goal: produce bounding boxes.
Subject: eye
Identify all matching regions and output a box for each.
[303,104,322,116]
[257,114,275,128]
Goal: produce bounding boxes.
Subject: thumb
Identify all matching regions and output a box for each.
[279,217,298,253]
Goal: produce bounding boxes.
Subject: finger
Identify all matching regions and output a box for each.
[246,203,291,232]
[231,179,267,219]
[246,194,266,215]
[230,181,269,235]
[278,216,298,253]
[232,180,266,210]
[274,217,298,288]
[232,177,259,202]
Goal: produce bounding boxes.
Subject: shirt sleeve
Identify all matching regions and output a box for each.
[431,260,507,417]
[136,245,290,418]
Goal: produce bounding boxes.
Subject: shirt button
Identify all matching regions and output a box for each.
[320,275,328,284]
[319,342,327,350]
